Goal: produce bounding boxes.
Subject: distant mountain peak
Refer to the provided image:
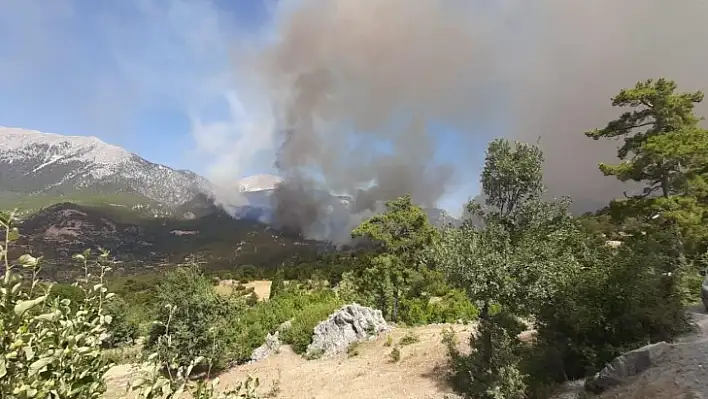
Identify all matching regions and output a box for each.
[0,127,213,208]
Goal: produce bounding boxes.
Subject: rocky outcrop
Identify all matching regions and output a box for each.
[586,341,671,393]
[250,331,283,362]
[306,303,390,358]
[249,320,293,363]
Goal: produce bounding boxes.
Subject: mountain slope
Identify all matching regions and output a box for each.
[0,127,213,209]
[11,201,326,280]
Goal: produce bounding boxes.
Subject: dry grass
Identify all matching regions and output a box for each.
[103,324,475,399]
[216,279,272,301]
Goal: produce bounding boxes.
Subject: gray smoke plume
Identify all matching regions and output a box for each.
[248,0,708,240]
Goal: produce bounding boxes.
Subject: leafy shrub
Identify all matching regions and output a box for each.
[47,282,86,309]
[534,230,691,382]
[443,313,527,399]
[128,304,261,399]
[398,331,420,346]
[389,346,401,363]
[146,265,245,371]
[280,292,343,354]
[347,341,361,357]
[269,268,285,299]
[679,267,704,305]
[384,335,393,347]
[226,286,341,362]
[399,289,478,325]
[1,212,261,399]
[0,213,114,398]
[102,295,139,348]
[234,264,262,281]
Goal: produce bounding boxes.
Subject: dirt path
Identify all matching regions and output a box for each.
[104,324,475,399]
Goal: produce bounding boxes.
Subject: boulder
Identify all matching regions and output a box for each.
[249,330,282,363]
[586,341,671,393]
[306,303,390,358]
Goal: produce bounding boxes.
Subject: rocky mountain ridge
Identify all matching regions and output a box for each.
[0,127,214,208]
[1,127,458,231]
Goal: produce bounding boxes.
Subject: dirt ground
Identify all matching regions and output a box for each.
[103,323,475,399]
[216,279,272,300]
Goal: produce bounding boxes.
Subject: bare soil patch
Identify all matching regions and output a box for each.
[216,279,272,300]
[103,324,475,399]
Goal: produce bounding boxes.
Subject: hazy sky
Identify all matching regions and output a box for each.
[2,0,708,217]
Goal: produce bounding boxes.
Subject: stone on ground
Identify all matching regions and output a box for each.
[306,303,390,358]
[586,341,671,393]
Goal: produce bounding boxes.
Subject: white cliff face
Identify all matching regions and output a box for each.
[0,127,214,207]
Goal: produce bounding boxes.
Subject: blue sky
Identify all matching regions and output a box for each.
[0,0,498,215]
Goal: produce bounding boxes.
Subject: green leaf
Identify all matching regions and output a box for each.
[0,357,6,378]
[28,357,53,376]
[23,345,35,361]
[14,295,47,316]
[18,254,38,268]
[35,312,58,321]
[8,227,20,241]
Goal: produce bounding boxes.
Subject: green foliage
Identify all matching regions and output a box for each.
[102,295,139,348]
[1,210,260,399]
[127,305,261,399]
[269,267,285,299]
[398,331,420,346]
[585,78,705,198]
[534,230,690,381]
[280,291,343,354]
[146,265,245,371]
[388,346,401,363]
[346,341,361,357]
[227,287,341,362]
[432,139,579,398]
[481,138,544,223]
[443,315,527,399]
[399,289,479,326]
[383,335,393,347]
[0,212,113,398]
[351,195,439,322]
[47,282,86,310]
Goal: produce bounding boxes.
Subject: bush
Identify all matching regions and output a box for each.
[102,296,139,348]
[443,313,527,399]
[399,289,478,326]
[534,230,691,382]
[389,346,401,363]
[229,287,342,361]
[1,213,260,399]
[0,217,114,398]
[47,282,86,309]
[398,331,420,346]
[280,292,343,354]
[146,265,245,371]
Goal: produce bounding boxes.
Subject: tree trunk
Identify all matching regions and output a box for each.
[661,175,669,198]
[392,289,399,322]
[480,301,492,367]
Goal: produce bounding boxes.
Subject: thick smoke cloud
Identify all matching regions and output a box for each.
[248,0,708,240]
